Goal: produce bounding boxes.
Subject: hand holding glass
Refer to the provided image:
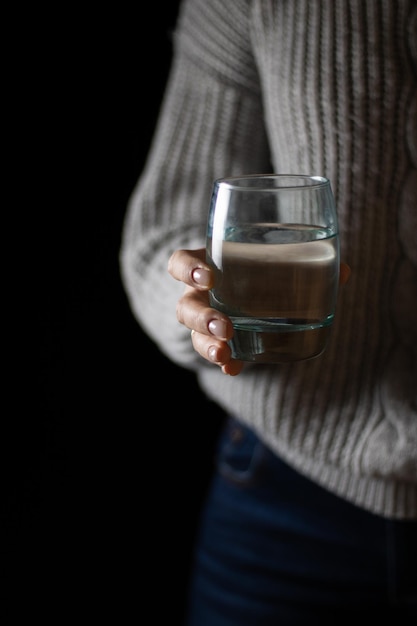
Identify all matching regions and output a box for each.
[206,174,340,363]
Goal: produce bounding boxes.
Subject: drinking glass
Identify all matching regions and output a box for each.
[206,174,340,363]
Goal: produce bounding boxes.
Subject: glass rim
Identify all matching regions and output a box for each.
[214,173,330,191]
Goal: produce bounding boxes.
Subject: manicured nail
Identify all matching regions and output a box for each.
[208,319,227,338]
[192,268,210,287]
[208,346,219,362]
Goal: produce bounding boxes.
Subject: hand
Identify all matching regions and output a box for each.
[168,248,244,375]
[168,248,351,376]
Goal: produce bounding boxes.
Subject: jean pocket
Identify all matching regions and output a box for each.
[215,416,268,487]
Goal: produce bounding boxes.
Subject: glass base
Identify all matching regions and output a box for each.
[229,326,331,363]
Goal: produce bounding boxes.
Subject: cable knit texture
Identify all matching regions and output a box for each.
[120,0,417,519]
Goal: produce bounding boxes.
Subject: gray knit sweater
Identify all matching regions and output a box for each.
[120,0,417,519]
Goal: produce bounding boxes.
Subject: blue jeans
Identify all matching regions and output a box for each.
[183,416,417,625]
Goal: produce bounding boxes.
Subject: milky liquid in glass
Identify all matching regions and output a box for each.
[207,223,339,362]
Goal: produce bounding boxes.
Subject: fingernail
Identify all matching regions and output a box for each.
[208,319,227,339]
[208,346,219,362]
[192,268,210,287]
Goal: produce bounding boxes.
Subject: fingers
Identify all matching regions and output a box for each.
[190,324,244,376]
[168,248,214,290]
[169,249,244,375]
[178,286,242,371]
[175,285,229,334]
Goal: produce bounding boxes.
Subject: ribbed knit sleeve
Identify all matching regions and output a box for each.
[121,0,417,519]
[120,0,270,368]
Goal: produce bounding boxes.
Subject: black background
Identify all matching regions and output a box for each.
[6,3,226,620]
